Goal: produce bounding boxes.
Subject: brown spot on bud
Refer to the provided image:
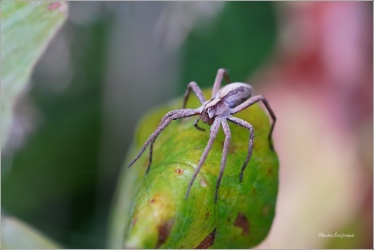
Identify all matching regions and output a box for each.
[251,187,257,195]
[229,144,238,154]
[196,228,216,249]
[221,141,238,153]
[155,219,175,248]
[234,213,250,235]
[267,168,273,176]
[262,205,270,217]
[175,168,184,175]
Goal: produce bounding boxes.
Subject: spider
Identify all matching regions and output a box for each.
[127,68,276,202]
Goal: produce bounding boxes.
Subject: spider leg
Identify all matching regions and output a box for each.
[227,116,254,182]
[182,81,206,109]
[212,68,231,97]
[146,142,154,174]
[231,95,276,150]
[193,118,206,131]
[146,109,184,173]
[215,119,231,202]
[128,109,199,170]
[186,118,221,199]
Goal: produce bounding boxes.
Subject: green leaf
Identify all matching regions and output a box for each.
[1,0,67,146]
[1,215,62,249]
[109,89,278,248]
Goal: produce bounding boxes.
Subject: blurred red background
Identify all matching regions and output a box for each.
[254,2,372,248]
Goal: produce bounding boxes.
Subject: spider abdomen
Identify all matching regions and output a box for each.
[218,82,253,108]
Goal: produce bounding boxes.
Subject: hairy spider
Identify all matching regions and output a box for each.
[127,68,276,202]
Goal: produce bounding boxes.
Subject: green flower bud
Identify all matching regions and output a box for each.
[109,89,279,249]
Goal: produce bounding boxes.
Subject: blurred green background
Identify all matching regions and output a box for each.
[1,1,372,249]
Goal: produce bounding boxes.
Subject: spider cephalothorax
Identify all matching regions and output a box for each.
[128,69,276,202]
[197,83,253,126]
[198,99,227,125]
